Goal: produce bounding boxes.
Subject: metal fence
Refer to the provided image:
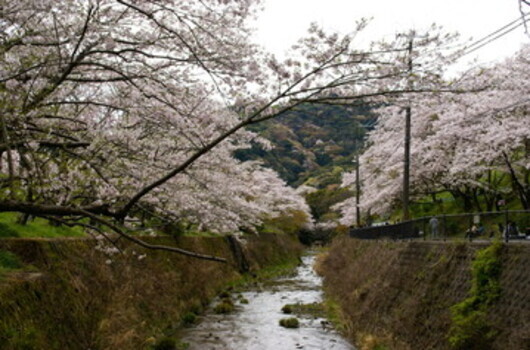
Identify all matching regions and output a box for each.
[349,210,530,241]
[348,221,421,240]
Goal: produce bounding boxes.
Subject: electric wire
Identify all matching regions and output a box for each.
[457,14,529,59]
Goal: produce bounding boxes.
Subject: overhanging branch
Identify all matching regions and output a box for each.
[0,200,227,262]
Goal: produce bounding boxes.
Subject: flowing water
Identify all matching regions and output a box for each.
[177,253,356,350]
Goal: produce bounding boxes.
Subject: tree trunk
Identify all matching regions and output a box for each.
[503,152,529,210]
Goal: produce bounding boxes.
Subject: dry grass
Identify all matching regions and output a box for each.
[0,234,303,350]
[319,237,530,350]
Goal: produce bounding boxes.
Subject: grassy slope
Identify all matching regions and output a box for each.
[0,213,85,238]
[319,238,530,350]
[0,234,303,349]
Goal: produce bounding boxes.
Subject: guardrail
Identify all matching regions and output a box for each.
[349,210,530,241]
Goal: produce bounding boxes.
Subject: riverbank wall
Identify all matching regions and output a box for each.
[319,237,530,350]
[0,233,303,349]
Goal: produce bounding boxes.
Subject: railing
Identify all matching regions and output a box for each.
[349,210,530,241]
[349,221,421,240]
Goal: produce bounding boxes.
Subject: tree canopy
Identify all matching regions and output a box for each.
[1,1,466,259]
[336,44,530,224]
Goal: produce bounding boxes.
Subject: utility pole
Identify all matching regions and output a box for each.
[354,129,361,227]
[402,33,414,221]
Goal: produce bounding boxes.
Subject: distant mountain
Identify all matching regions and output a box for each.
[236,103,376,222]
[236,103,375,188]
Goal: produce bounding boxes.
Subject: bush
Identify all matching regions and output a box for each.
[181,312,197,325]
[153,337,177,350]
[279,317,300,328]
[0,250,22,270]
[213,301,234,314]
[281,304,293,314]
[448,241,502,349]
[152,337,189,350]
[218,290,231,298]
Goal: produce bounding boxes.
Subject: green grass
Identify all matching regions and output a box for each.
[0,250,22,270]
[0,249,24,278]
[323,296,348,333]
[251,258,300,281]
[225,256,301,291]
[390,189,525,223]
[0,212,85,238]
[281,302,326,318]
[181,230,218,237]
[279,317,300,328]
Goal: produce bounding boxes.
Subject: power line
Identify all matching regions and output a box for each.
[457,14,529,59]
[459,14,528,57]
[414,13,529,75]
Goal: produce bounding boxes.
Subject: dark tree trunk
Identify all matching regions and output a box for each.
[503,152,529,210]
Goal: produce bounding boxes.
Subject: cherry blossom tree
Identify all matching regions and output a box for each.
[1,0,307,260]
[336,44,530,224]
[1,1,465,259]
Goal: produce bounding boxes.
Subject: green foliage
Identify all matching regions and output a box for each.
[181,312,197,326]
[213,300,234,314]
[279,317,300,328]
[448,241,502,349]
[323,296,348,333]
[248,259,300,281]
[154,338,176,350]
[236,103,374,187]
[306,186,354,221]
[226,256,301,291]
[0,222,20,237]
[0,250,22,270]
[281,304,293,314]
[218,290,231,298]
[0,212,85,238]
[152,337,188,350]
[259,210,310,235]
[374,346,389,350]
[2,325,46,350]
[281,302,325,318]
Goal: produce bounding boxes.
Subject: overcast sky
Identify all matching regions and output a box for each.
[253,0,529,72]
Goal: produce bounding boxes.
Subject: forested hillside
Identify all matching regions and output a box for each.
[235,103,374,223]
[236,103,374,188]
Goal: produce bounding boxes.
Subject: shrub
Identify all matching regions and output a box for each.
[218,290,231,299]
[213,301,234,314]
[181,312,197,325]
[281,304,293,314]
[152,337,189,350]
[279,317,300,328]
[0,250,22,270]
[448,241,502,349]
[153,337,177,350]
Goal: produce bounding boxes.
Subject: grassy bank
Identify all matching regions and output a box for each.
[0,233,303,349]
[0,213,85,238]
[318,237,530,350]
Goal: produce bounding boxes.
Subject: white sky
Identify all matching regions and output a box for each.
[253,0,530,72]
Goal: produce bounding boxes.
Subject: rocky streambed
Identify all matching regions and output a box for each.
[177,253,355,350]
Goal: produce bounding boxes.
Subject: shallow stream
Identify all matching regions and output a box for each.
[177,253,356,350]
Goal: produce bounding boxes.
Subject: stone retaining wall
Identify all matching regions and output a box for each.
[319,238,530,349]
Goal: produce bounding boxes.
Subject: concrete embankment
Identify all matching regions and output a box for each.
[0,234,302,349]
[318,237,530,350]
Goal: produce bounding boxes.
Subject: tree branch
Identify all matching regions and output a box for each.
[0,200,227,262]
